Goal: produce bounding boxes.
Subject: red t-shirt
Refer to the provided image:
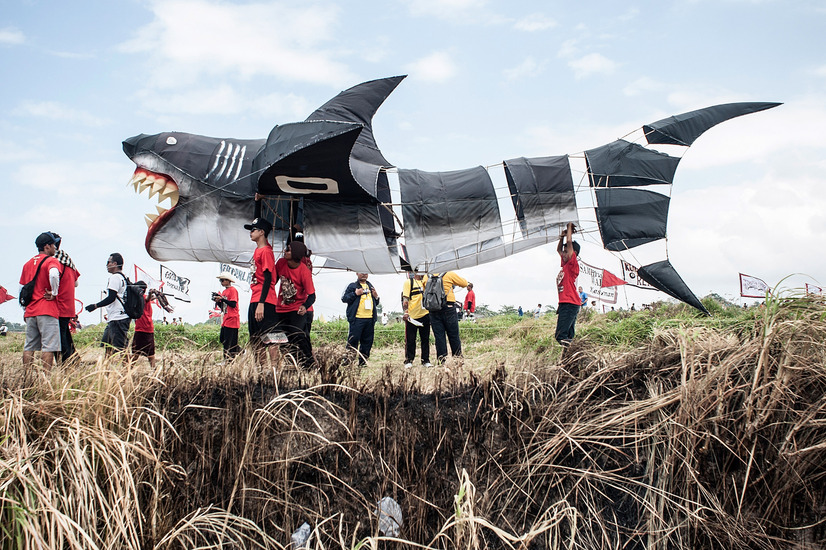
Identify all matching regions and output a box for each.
[464,290,476,312]
[250,245,277,305]
[274,258,315,313]
[19,254,60,318]
[134,299,154,333]
[56,264,80,318]
[557,252,580,305]
[221,286,240,328]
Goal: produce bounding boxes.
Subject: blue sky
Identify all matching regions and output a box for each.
[2,0,825,325]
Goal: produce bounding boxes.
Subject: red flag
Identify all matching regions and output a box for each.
[0,286,15,304]
[601,269,627,288]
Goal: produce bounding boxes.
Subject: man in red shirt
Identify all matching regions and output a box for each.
[20,232,62,369]
[555,222,581,347]
[51,232,81,364]
[463,283,476,320]
[213,272,241,362]
[130,281,157,368]
[244,217,278,365]
[274,241,315,369]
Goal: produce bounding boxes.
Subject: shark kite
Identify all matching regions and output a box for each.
[123,76,779,314]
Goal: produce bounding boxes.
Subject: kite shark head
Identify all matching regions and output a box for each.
[122,132,264,265]
[121,76,404,268]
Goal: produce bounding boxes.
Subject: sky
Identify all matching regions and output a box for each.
[2,0,826,326]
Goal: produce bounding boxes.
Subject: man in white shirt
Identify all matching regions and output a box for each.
[85,253,131,355]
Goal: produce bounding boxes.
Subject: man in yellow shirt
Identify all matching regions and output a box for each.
[423,271,468,363]
[341,272,380,365]
[401,269,432,368]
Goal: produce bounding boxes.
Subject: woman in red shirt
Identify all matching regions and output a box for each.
[213,272,241,362]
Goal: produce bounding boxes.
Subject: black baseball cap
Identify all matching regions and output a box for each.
[35,232,56,249]
[244,217,273,234]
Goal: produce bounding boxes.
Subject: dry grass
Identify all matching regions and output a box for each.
[1,297,825,549]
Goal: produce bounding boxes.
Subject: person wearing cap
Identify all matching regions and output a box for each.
[85,253,131,355]
[19,232,62,369]
[245,217,278,364]
[555,222,581,347]
[213,271,241,362]
[129,281,157,368]
[273,241,316,368]
[50,232,81,363]
[401,269,432,368]
[342,272,380,366]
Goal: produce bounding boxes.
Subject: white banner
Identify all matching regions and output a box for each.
[621,260,656,290]
[578,260,617,304]
[160,265,192,302]
[739,273,769,298]
[219,262,252,286]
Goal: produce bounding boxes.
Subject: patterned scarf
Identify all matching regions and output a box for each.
[55,249,76,270]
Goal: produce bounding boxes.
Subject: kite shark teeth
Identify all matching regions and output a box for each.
[129,169,180,207]
[160,186,179,206]
[129,167,180,234]
[148,179,166,200]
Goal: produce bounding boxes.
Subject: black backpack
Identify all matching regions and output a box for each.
[19,259,46,308]
[116,273,146,320]
[423,273,447,311]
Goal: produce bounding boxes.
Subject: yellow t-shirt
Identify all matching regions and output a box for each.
[421,272,468,304]
[356,282,374,318]
[402,277,427,319]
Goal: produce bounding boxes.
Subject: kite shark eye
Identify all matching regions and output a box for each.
[166,136,177,145]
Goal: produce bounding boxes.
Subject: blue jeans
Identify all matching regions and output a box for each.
[430,303,461,361]
[555,302,580,346]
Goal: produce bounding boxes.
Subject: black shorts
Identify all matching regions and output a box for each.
[248,302,278,340]
[102,318,131,350]
[132,331,156,357]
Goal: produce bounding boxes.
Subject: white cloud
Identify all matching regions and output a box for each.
[0,27,25,45]
[12,101,110,127]
[623,76,667,96]
[669,167,826,296]
[47,50,96,60]
[118,0,354,88]
[568,53,618,79]
[812,65,826,77]
[405,0,487,18]
[618,8,640,21]
[513,14,557,32]
[557,38,580,59]
[503,57,540,80]
[0,140,40,164]
[405,52,456,82]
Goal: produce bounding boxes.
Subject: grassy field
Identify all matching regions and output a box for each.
[1,295,824,549]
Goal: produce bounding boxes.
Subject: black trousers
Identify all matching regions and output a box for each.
[404,315,431,364]
[429,303,461,361]
[275,310,313,368]
[219,326,240,360]
[347,317,375,364]
[59,317,77,363]
[555,302,580,346]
